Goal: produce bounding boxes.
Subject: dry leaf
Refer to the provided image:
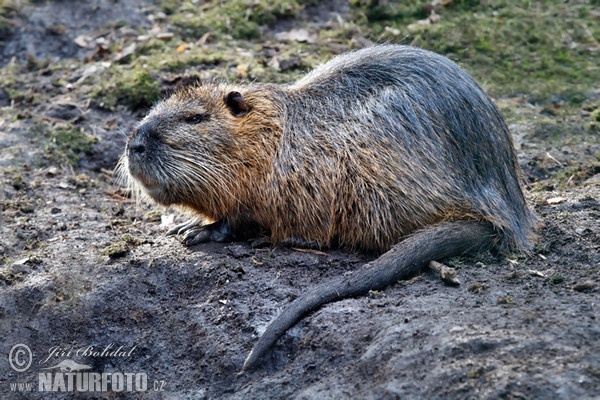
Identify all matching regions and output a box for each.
[196,32,210,47]
[275,29,317,43]
[547,197,566,205]
[156,32,175,41]
[74,35,93,48]
[176,43,188,53]
[236,64,249,79]
[113,43,136,63]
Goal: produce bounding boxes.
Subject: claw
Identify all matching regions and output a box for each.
[181,228,212,246]
[166,218,237,246]
[166,217,204,236]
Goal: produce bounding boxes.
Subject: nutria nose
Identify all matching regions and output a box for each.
[128,134,146,156]
[129,142,146,155]
[128,121,157,157]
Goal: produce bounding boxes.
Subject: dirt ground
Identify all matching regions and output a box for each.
[1,1,599,399]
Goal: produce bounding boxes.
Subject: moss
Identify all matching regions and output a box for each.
[2,0,597,113]
[496,295,514,305]
[160,51,225,73]
[30,122,98,166]
[121,234,144,246]
[101,242,129,259]
[137,38,171,56]
[468,283,486,293]
[3,77,41,106]
[91,66,161,111]
[67,173,93,189]
[350,0,600,107]
[0,0,22,36]
[0,267,26,285]
[350,0,425,24]
[101,234,145,259]
[157,0,180,15]
[11,173,24,190]
[590,108,600,123]
[49,125,98,165]
[144,210,163,223]
[168,0,309,40]
[554,163,600,188]
[18,202,34,214]
[24,54,50,72]
[466,366,486,379]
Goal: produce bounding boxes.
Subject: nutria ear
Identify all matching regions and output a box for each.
[225,91,250,117]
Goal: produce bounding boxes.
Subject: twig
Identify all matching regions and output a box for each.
[428,260,461,285]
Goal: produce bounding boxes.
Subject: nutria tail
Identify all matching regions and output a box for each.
[241,220,497,372]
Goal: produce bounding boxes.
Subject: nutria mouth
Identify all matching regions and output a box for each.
[124,155,155,188]
[127,168,153,189]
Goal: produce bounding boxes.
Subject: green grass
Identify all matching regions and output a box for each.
[3,0,598,108]
[31,122,98,166]
[0,0,21,45]
[91,66,161,111]
[352,0,599,106]
[85,0,598,114]
[166,0,310,40]
[0,0,20,20]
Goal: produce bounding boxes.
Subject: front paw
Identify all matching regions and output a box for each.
[167,218,235,246]
[166,216,204,236]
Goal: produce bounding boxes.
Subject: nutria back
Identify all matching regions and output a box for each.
[268,45,535,252]
[124,45,535,254]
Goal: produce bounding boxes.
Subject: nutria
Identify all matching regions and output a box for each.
[120,44,537,372]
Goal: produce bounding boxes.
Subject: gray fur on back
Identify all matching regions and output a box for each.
[267,45,536,252]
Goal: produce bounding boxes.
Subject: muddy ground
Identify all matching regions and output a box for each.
[0,1,599,399]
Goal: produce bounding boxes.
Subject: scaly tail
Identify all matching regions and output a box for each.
[241,220,498,372]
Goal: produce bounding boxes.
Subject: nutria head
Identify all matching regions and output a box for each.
[121,83,282,221]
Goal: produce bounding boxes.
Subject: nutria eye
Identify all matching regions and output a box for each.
[185,114,207,124]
